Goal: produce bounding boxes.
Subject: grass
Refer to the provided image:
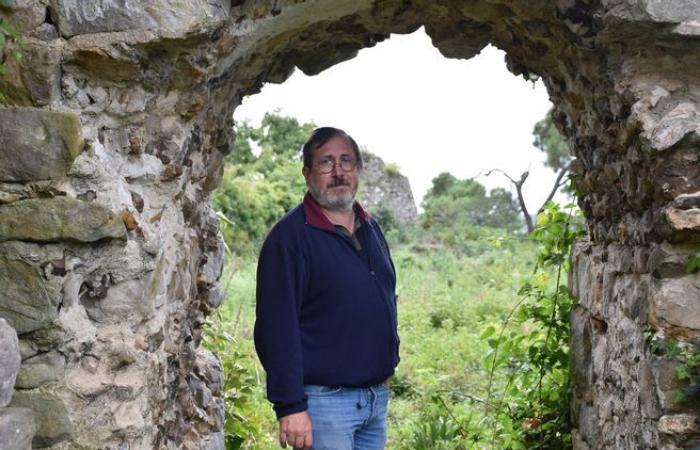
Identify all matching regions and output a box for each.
[206,235,537,449]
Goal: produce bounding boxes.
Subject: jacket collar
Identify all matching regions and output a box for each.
[303,192,371,231]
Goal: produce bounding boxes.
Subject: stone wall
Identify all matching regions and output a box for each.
[0,318,36,450]
[358,151,418,226]
[0,0,699,448]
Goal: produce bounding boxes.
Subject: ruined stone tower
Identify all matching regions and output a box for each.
[1,1,699,448]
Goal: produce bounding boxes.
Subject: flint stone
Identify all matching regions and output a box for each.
[0,242,63,333]
[0,196,127,243]
[0,318,21,407]
[0,107,83,182]
[48,0,231,38]
[10,391,73,448]
[15,351,65,389]
[0,407,36,450]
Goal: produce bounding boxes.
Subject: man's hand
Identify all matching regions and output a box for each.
[279,411,313,449]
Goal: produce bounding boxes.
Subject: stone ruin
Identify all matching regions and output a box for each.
[358,151,418,227]
[0,0,699,448]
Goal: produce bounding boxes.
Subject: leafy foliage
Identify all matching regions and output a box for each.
[384,162,401,177]
[649,334,700,403]
[421,172,524,242]
[532,111,570,172]
[203,315,263,449]
[480,202,585,448]
[214,113,314,254]
[686,254,700,274]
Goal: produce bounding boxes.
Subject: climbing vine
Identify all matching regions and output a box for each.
[481,202,585,448]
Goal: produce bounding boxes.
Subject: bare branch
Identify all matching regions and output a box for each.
[485,168,533,232]
[537,163,570,215]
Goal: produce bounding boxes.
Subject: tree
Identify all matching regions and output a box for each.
[215,113,314,253]
[533,111,570,172]
[486,108,572,232]
[421,173,522,241]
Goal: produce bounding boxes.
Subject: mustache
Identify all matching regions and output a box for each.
[327,178,350,188]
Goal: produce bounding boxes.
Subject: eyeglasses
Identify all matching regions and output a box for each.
[317,155,357,174]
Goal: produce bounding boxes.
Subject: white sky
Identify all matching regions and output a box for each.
[234,28,560,212]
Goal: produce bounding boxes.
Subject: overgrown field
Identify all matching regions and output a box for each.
[204,112,579,449]
[204,232,566,449]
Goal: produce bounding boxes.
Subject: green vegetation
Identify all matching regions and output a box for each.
[0,15,22,102]
[532,111,570,173]
[648,335,700,403]
[206,112,582,449]
[421,172,523,240]
[687,254,700,274]
[384,162,402,177]
[214,113,314,255]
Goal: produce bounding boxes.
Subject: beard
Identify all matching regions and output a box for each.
[308,177,357,211]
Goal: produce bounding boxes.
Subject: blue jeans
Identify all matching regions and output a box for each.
[304,383,390,450]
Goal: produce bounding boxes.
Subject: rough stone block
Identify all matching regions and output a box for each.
[648,102,698,151]
[648,243,694,278]
[658,413,699,435]
[642,0,700,23]
[613,274,650,324]
[20,41,63,106]
[665,207,700,237]
[10,391,73,448]
[0,107,84,182]
[201,431,225,450]
[0,0,46,32]
[15,350,65,389]
[652,356,686,411]
[0,407,36,450]
[571,307,593,402]
[651,276,700,331]
[81,277,150,322]
[0,318,21,407]
[0,242,63,334]
[0,196,127,243]
[48,0,231,38]
[194,348,223,396]
[112,399,145,431]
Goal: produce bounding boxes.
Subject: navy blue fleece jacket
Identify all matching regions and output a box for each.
[254,193,400,418]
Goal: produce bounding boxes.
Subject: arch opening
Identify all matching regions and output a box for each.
[1,1,700,449]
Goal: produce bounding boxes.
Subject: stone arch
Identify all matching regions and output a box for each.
[1,1,699,448]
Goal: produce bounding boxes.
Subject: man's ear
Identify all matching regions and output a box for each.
[302,166,310,178]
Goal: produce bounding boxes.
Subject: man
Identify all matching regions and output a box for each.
[254,127,400,450]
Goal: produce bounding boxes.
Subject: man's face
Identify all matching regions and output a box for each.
[303,135,359,211]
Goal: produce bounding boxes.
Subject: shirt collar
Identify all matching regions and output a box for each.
[302,192,371,231]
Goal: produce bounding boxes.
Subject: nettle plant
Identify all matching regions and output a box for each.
[480,202,585,448]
